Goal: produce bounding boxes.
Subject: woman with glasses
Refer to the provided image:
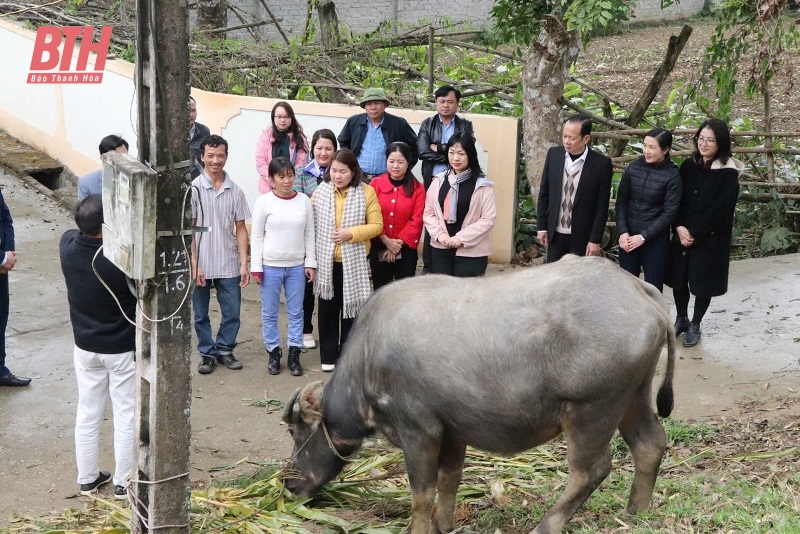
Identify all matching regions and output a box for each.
[255,101,308,194]
[616,128,682,291]
[665,119,742,347]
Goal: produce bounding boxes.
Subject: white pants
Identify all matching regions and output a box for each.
[73,346,135,487]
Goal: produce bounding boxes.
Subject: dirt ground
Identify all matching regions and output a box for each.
[0,163,798,527]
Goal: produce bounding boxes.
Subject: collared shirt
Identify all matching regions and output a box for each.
[77,169,103,201]
[191,171,251,279]
[358,116,387,175]
[431,116,456,177]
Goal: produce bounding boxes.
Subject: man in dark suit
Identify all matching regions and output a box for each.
[536,115,613,263]
[0,188,31,387]
[189,96,211,179]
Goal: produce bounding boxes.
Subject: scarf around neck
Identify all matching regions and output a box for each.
[313,182,371,318]
[442,169,474,223]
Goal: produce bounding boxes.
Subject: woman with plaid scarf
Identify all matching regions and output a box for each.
[312,149,383,372]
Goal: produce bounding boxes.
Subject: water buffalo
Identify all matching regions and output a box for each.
[282,255,675,533]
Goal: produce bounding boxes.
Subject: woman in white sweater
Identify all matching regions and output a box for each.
[250,158,316,376]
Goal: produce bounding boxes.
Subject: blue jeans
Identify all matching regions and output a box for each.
[259,265,306,351]
[192,277,242,357]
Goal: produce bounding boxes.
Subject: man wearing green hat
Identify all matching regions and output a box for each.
[338,88,418,181]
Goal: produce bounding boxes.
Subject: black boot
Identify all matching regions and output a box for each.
[683,323,701,347]
[287,346,303,377]
[674,316,689,337]
[267,347,282,375]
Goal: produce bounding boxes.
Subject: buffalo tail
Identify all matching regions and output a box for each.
[656,324,675,418]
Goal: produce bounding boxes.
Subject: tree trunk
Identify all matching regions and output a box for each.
[196,0,227,36]
[523,11,580,201]
[317,0,349,103]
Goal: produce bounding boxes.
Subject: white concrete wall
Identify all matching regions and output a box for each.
[0,19,519,262]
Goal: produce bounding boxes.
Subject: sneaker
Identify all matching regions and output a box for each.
[114,485,127,501]
[302,333,316,349]
[80,471,111,495]
[321,363,335,373]
[198,355,216,374]
[217,353,243,370]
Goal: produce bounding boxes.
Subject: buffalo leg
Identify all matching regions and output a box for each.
[532,408,615,534]
[401,431,443,534]
[617,393,667,513]
[433,435,466,533]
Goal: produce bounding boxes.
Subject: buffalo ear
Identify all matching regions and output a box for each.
[298,381,325,428]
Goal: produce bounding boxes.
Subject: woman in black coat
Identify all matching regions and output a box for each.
[666,119,742,347]
[616,128,682,291]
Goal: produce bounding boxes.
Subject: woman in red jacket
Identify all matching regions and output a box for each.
[368,142,425,290]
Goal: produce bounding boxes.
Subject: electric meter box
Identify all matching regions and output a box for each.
[101,151,158,280]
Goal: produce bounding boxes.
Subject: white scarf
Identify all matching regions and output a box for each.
[313,182,372,318]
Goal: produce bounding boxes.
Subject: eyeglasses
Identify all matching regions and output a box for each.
[274,115,291,120]
[697,136,716,145]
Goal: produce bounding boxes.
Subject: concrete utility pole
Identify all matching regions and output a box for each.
[132,0,192,532]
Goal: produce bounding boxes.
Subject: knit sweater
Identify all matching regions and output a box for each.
[59,230,136,353]
[250,191,317,271]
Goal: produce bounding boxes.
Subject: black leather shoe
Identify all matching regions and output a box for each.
[198,356,216,375]
[683,323,702,347]
[267,347,282,375]
[674,316,689,337]
[217,353,243,370]
[0,372,31,387]
[287,347,303,377]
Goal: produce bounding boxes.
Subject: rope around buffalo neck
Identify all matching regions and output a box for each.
[322,420,361,461]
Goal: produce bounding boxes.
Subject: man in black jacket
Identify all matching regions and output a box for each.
[536,115,613,263]
[189,96,211,178]
[60,195,137,500]
[0,187,30,387]
[338,88,418,180]
[417,85,474,272]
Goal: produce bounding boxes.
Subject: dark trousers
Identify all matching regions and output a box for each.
[302,278,315,334]
[546,232,583,263]
[618,232,669,292]
[431,248,488,277]
[317,262,353,366]
[422,231,433,272]
[369,245,418,291]
[0,273,8,376]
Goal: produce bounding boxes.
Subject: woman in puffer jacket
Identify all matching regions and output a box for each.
[665,119,742,348]
[616,127,682,291]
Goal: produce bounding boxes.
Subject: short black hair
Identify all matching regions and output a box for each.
[565,115,592,137]
[434,85,461,101]
[98,135,128,156]
[200,134,228,155]
[75,194,103,236]
[268,157,295,178]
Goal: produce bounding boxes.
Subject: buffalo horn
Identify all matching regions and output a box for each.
[282,388,301,424]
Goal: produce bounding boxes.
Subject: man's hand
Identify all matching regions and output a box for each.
[537,231,548,247]
[239,265,250,288]
[4,251,17,271]
[430,143,438,153]
[585,242,601,256]
[252,272,263,285]
[193,264,206,287]
[305,268,316,282]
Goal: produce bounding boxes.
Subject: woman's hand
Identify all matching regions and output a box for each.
[331,228,353,244]
[626,234,645,251]
[447,236,462,248]
[618,232,630,252]
[385,238,403,255]
[676,226,694,247]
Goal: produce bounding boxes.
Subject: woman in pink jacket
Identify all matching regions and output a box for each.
[255,102,308,194]
[423,131,496,277]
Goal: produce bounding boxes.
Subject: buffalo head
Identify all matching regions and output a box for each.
[281,381,347,497]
